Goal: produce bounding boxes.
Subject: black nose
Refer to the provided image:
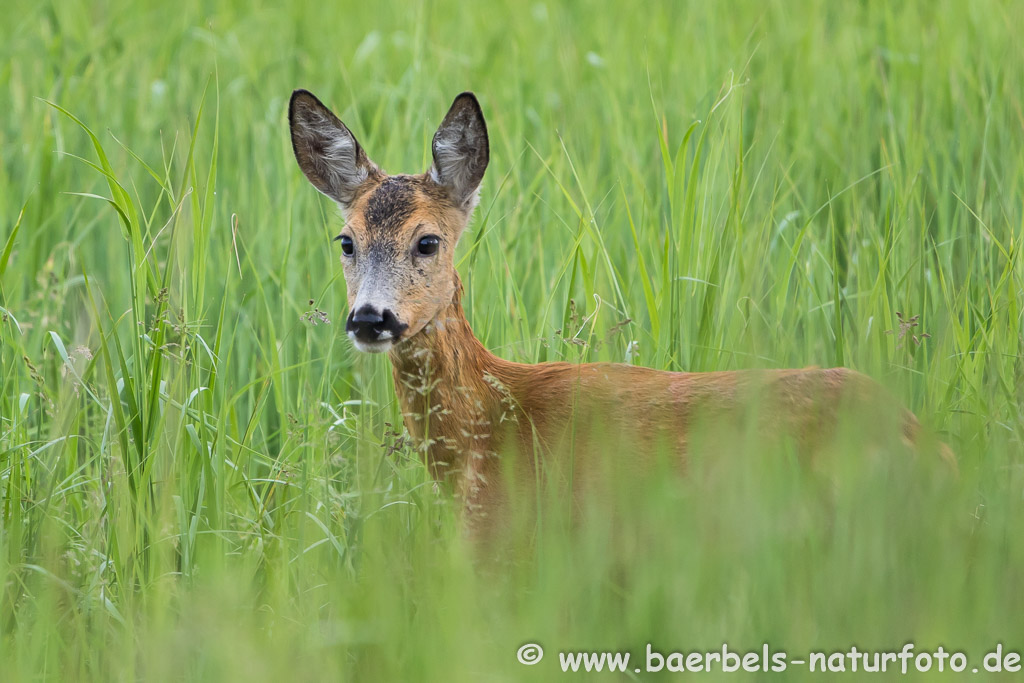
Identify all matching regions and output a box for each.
[346,304,408,345]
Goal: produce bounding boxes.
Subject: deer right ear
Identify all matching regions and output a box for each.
[429,92,489,210]
[289,90,378,210]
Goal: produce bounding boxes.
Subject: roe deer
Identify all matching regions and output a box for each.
[289,89,954,535]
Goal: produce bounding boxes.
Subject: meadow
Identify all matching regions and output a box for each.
[2,0,1023,680]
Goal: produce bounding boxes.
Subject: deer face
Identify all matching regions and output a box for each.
[289,90,488,352]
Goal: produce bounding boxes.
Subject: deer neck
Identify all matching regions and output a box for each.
[388,274,513,483]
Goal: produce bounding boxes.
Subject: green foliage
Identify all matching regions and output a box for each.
[1,0,1022,680]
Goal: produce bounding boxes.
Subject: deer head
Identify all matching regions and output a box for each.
[289,89,489,352]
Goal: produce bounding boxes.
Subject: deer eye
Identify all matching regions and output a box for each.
[339,235,354,256]
[416,235,440,256]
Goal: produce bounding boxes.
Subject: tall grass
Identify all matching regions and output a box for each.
[1,0,1022,680]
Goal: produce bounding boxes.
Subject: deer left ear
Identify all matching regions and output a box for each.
[429,92,489,210]
[289,89,379,211]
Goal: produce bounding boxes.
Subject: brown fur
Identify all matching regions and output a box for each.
[388,275,954,538]
[288,90,956,539]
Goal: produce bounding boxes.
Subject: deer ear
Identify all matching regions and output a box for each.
[429,92,489,209]
[289,89,378,210]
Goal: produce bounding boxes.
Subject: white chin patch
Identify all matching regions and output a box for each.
[349,333,394,353]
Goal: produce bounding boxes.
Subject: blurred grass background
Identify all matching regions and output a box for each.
[1,0,1023,680]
